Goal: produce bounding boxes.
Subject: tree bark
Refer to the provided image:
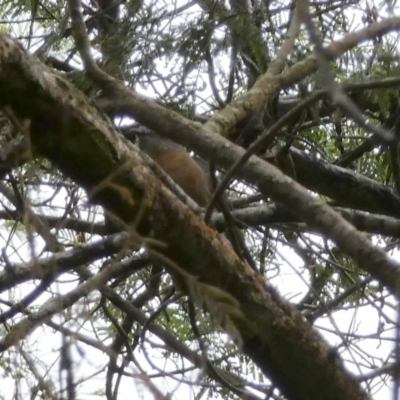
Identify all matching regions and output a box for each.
[0,32,369,400]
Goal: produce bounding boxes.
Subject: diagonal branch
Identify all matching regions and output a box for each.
[0,31,375,400]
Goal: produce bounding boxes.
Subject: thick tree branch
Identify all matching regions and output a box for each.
[289,147,400,217]
[95,76,400,298]
[0,33,370,400]
[201,16,400,139]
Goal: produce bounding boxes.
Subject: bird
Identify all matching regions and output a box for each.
[137,131,258,268]
[137,132,211,207]
[104,129,211,234]
[106,127,257,270]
